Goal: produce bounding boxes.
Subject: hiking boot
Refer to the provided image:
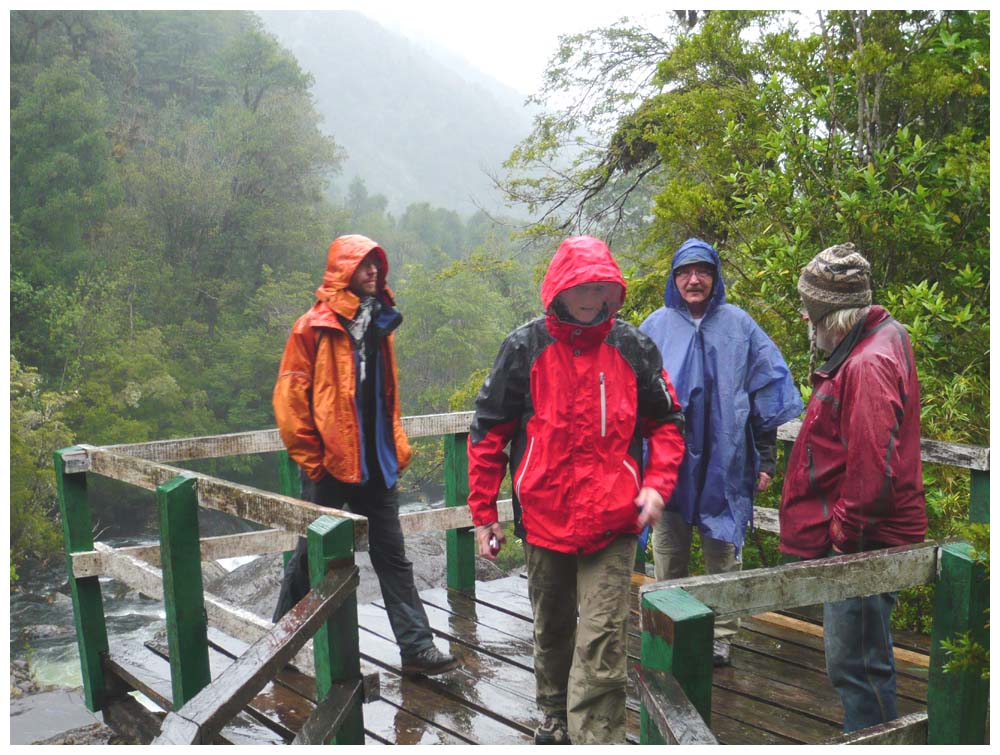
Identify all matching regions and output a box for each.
[534,713,571,745]
[401,646,459,677]
[713,640,731,667]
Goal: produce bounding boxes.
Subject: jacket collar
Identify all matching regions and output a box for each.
[545,313,613,349]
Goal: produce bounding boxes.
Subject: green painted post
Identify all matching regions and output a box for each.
[54,447,110,712]
[308,515,364,744]
[927,542,989,744]
[277,450,300,567]
[969,470,989,524]
[634,541,647,574]
[445,433,475,593]
[639,587,714,743]
[158,474,212,709]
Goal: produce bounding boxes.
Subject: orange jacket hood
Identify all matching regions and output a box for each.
[316,234,395,322]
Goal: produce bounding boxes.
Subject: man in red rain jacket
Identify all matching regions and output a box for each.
[467,236,686,744]
[780,242,927,733]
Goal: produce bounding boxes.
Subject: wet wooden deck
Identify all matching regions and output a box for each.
[121,572,930,744]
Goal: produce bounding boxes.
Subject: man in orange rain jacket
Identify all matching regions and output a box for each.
[272,234,457,676]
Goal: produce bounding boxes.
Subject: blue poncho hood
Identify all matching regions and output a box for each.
[664,238,726,313]
[640,238,803,550]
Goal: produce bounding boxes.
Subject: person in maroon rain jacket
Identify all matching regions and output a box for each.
[780,243,927,733]
[467,236,686,744]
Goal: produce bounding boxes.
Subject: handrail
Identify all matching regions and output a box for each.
[632,665,718,744]
[57,408,990,745]
[154,564,359,744]
[638,541,989,746]
[638,541,939,619]
[91,413,987,470]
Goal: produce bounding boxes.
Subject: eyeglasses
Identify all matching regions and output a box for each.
[674,267,715,281]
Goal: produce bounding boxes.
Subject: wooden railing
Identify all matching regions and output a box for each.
[57,412,989,744]
[54,413,471,744]
[635,428,990,746]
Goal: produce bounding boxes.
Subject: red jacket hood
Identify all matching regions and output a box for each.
[540,236,626,314]
[316,234,395,321]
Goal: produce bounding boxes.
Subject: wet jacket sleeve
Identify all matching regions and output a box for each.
[272,327,326,482]
[747,323,804,434]
[829,356,905,552]
[636,338,686,501]
[753,428,778,477]
[467,334,526,527]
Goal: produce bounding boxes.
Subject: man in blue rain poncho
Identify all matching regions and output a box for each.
[640,238,802,666]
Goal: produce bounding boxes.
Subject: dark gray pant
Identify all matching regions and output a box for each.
[273,470,434,659]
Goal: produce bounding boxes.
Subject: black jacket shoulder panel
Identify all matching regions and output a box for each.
[470,318,553,444]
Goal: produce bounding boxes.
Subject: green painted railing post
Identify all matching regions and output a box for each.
[969,469,989,524]
[927,542,989,744]
[158,473,211,709]
[445,432,475,593]
[639,587,714,743]
[634,541,647,573]
[54,447,110,712]
[277,450,300,567]
[308,515,364,744]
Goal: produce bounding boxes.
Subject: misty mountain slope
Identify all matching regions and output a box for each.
[258,10,533,215]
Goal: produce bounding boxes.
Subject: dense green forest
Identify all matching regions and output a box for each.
[9,10,545,579]
[10,9,989,638]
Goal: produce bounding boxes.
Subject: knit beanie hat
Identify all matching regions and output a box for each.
[797,243,872,325]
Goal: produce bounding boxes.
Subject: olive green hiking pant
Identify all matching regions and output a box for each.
[525,535,637,745]
[653,510,741,638]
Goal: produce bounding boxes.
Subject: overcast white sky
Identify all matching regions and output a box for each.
[256,1,670,95]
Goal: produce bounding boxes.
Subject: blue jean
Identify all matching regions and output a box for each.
[823,592,898,733]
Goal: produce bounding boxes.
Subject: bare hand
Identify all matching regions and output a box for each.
[756,472,773,493]
[635,487,665,528]
[475,522,506,561]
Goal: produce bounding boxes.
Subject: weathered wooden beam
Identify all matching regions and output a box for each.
[72,414,990,473]
[290,679,363,745]
[753,611,930,668]
[93,412,475,463]
[152,564,359,745]
[95,543,280,654]
[825,711,928,745]
[101,430,284,463]
[639,542,939,620]
[72,529,299,578]
[632,665,718,745]
[103,653,173,712]
[83,447,369,547]
[753,506,779,534]
[397,498,515,535]
[101,664,167,745]
[102,691,165,745]
[777,420,989,471]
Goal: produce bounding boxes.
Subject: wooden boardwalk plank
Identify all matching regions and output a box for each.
[99,573,930,746]
[358,622,538,741]
[743,616,930,688]
[207,629,485,745]
[146,639,305,741]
